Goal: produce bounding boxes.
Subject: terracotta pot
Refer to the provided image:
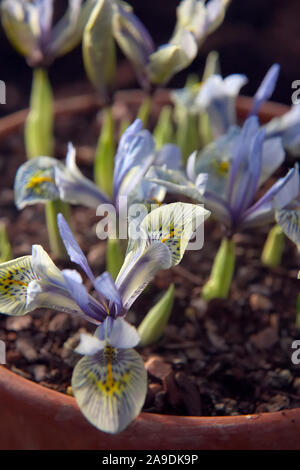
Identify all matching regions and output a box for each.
[0,91,299,450]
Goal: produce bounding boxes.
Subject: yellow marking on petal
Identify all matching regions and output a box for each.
[26,176,55,189]
[0,268,29,298]
[151,198,162,207]
[212,159,230,176]
[161,230,175,243]
[86,345,131,398]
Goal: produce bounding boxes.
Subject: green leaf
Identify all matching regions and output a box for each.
[261,224,285,268]
[106,238,125,281]
[202,238,235,301]
[83,0,116,95]
[153,106,174,149]
[94,106,115,198]
[138,284,175,346]
[25,68,54,159]
[0,224,12,263]
[176,111,200,163]
[45,199,70,260]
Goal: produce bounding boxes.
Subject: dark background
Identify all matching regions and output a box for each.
[1,0,300,115]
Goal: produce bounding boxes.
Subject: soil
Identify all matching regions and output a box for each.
[0,95,300,419]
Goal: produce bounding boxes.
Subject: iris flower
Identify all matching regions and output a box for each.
[1,0,97,67]
[15,119,181,218]
[273,168,300,250]
[0,203,210,433]
[85,0,231,90]
[194,63,300,156]
[148,116,299,234]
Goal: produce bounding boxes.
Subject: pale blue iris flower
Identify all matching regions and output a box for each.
[195,73,248,136]
[0,203,210,433]
[265,104,300,157]
[273,165,300,250]
[1,0,97,66]
[15,119,182,214]
[148,116,299,233]
[195,63,300,156]
[195,64,280,137]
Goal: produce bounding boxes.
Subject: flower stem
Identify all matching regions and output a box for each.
[25,68,54,159]
[94,106,115,199]
[261,224,285,268]
[45,200,70,260]
[137,95,152,128]
[106,237,124,280]
[202,237,235,301]
[24,68,71,260]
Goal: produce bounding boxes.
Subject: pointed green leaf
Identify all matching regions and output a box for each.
[0,224,12,263]
[106,238,125,281]
[153,106,174,149]
[45,199,70,260]
[138,283,174,346]
[202,237,235,301]
[261,224,285,268]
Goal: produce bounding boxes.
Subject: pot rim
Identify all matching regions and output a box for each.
[0,91,298,450]
[0,90,289,139]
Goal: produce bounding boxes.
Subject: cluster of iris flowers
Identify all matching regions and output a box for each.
[1,0,300,435]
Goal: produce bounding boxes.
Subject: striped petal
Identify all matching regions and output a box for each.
[28,245,98,320]
[276,208,300,249]
[113,120,155,201]
[141,202,210,265]
[72,346,147,434]
[116,203,210,312]
[0,255,37,316]
[14,156,62,209]
[55,143,111,208]
[116,241,172,314]
[146,166,204,202]
[49,0,97,58]
[112,1,154,87]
